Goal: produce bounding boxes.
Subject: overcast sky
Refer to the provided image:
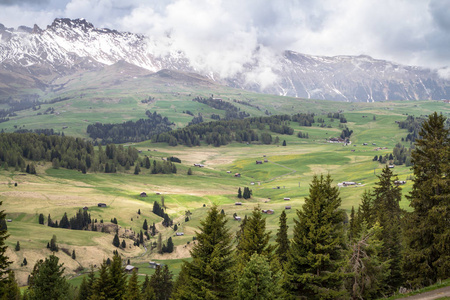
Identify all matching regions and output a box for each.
[1,0,449,71]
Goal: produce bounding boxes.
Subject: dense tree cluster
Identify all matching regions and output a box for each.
[152,201,173,227]
[193,97,250,120]
[0,132,140,174]
[87,110,174,144]
[154,115,301,147]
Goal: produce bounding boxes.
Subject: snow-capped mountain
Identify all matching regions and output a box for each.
[1,18,449,101]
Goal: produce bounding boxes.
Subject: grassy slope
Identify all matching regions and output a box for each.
[0,79,449,286]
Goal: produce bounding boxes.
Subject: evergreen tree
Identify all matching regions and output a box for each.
[372,165,403,291]
[91,261,110,300]
[15,241,20,251]
[113,233,120,247]
[171,205,234,299]
[285,174,347,299]
[121,239,126,248]
[165,237,174,253]
[49,235,58,252]
[78,266,95,300]
[275,210,289,267]
[143,219,148,231]
[134,164,140,175]
[108,253,127,299]
[282,140,286,146]
[72,250,76,259]
[403,112,450,287]
[127,268,142,300]
[27,255,69,299]
[237,187,242,198]
[236,206,274,267]
[149,265,173,300]
[187,168,192,175]
[237,253,281,300]
[38,213,44,225]
[346,223,389,300]
[23,257,27,266]
[1,271,21,300]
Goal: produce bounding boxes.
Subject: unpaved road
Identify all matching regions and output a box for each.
[397,286,450,299]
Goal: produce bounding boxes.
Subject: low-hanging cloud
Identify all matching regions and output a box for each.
[1,0,449,82]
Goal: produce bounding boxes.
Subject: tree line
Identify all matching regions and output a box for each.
[192,97,250,120]
[153,114,317,147]
[86,110,174,144]
[0,132,145,174]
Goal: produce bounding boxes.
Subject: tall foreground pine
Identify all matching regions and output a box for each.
[403,112,450,287]
[171,205,234,299]
[372,165,403,290]
[284,174,347,299]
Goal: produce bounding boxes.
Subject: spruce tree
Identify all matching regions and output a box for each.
[108,253,127,299]
[15,241,20,251]
[372,165,403,291]
[113,233,120,248]
[275,210,289,267]
[38,213,44,225]
[149,265,173,300]
[143,219,148,231]
[403,112,450,287]
[237,187,242,198]
[127,268,142,300]
[346,222,389,300]
[285,174,347,299]
[91,261,110,299]
[236,206,274,267]
[27,255,69,299]
[171,205,234,299]
[1,271,21,300]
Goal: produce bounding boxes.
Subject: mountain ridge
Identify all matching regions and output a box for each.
[1,18,449,102]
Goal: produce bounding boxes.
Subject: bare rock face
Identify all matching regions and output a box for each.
[1,18,449,102]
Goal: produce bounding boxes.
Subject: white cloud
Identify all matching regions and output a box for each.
[1,0,449,74]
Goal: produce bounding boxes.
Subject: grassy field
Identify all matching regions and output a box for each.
[0,87,449,286]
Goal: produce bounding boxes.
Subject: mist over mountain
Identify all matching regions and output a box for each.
[1,18,449,102]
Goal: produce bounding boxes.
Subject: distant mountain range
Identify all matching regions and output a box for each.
[1,18,449,102]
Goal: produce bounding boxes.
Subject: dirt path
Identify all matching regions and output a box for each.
[396,286,450,300]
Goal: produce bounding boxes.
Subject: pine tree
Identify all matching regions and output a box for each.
[134,164,140,175]
[108,253,127,299]
[275,210,289,267]
[187,168,192,175]
[346,222,389,300]
[38,213,44,225]
[143,219,148,231]
[49,235,58,252]
[282,140,286,146]
[121,240,126,248]
[113,233,120,247]
[27,255,69,299]
[1,271,21,300]
[236,206,274,267]
[15,241,20,251]
[166,237,174,253]
[127,268,142,300]
[171,205,234,299]
[285,174,347,299]
[237,187,242,198]
[372,165,403,291]
[91,261,110,299]
[237,254,281,300]
[149,265,173,300]
[403,112,450,287]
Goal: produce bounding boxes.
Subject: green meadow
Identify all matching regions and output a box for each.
[1,82,449,286]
